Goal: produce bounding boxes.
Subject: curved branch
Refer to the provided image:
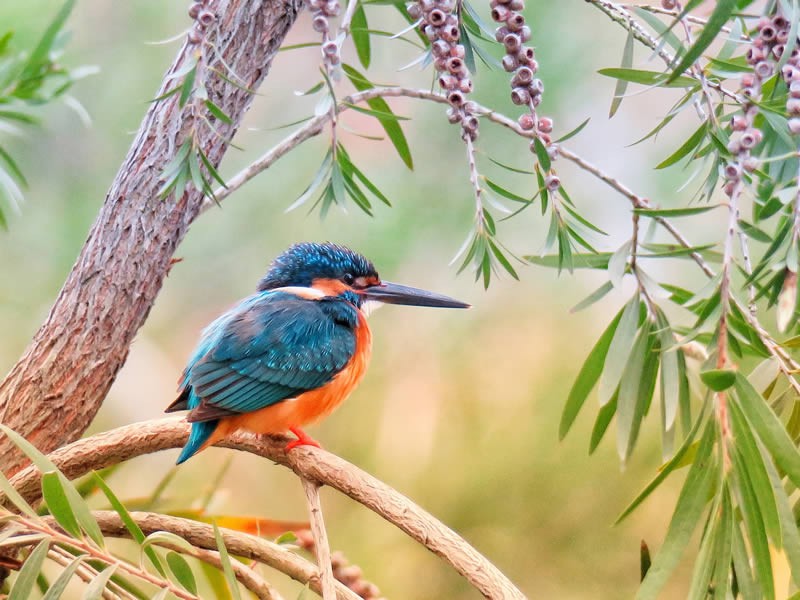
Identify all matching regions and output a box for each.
[8,417,526,600]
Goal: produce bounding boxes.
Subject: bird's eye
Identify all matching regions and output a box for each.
[343,273,355,285]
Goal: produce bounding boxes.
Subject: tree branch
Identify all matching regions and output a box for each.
[0,0,304,475]
[7,417,526,600]
[300,478,337,600]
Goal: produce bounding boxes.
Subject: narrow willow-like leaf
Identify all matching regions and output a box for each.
[342,64,413,169]
[167,551,198,595]
[700,369,736,391]
[532,136,550,171]
[731,446,774,600]
[762,442,800,587]
[728,400,781,545]
[667,0,736,83]
[598,296,640,406]
[571,280,614,313]
[0,468,39,518]
[9,539,50,600]
[42,555,86,600]
[199,562,234,600]
[554,117,590,143]
[589,392,617,454]
[733,374,800,487]
[710,486,734,600]
[142,531,196,555]
[731,520,759,600]
[204,99,233,125]
[483,178,530,203]
[18,0,76,84]
[526,252,610,270]
[351,2,371,68]
[636,421,716,599]
[597,68,696,88]
[609,28,634,118]
[213,522,242,600]
[656,311,680,432]
[82,565,117,600]
[686,494,720,600]
[634,205,719,218]
[93,473,166,576]
[179,64,197,108]
[656,122,707,169]
[559,306,624,439]
[617,320,655,462]
[41,471,82,539]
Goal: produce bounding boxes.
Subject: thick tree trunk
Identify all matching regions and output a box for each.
[0,0,303,474]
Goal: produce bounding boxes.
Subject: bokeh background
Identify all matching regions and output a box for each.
[0,1,725,598]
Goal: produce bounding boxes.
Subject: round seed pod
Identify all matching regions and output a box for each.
[783,64,798,81]
[439,74,458,90]
[760,25,776,42]
[428,8,446,26]
[446,56,464,74]
[518,113,535,130]
[777,29,790,44]
[773,15,789,30]
[788,98,800,115]
[789,118,800,135]
[528,59,539,73]
[188,2,203,19]
[773,44,785,60]
[441,25,460,42]
[531,94,542,106]
[754,61,773,79]
[726,138,741,154]
[462,115,479,132]
[312,15,329,32]
[431,40,449,56]
[491,5,510,22]
[520,25,531,42]
[723,180,737,196]
[517,46,535,64]
[529,78,545,95]
[448,90,465,106]
[433,57,447,71]
[463,100,478,114]
[743,157,759,172]
[511,86,530,105]
[437,0,455,11]
[724,163,741,180]
[509,0,523,9]
[742,86,757,99]
[322,40,338,56]
[507,12,525,31]
[503,33,521,52]
[495,26,510,42]
[753,36,765,49]
[446,107,462,123]
[545,174,560,191]
[731,115,748,131]
[512,65,534,86]
[746,47,764,64]
[459,78,473,93]
[538,116,553,133]
[661,0,676,9]
[197,9,215,26]
[450,45,465,58]
[790,80,800,97]
[407,3,422,18]
[420,0,435,11]
[739,129,762,149]
[501,54,518,72]
[424,25,439,41]
[757,16,772,30]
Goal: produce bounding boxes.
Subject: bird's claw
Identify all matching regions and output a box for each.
[285,427,322,451]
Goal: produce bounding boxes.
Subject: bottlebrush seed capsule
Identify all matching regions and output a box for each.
[789,118,800,134]
[459,78,473,93]
[739,131,759,149]
[531,94,542,106]
[529,78,545,94]
[538,116,553,133]
[197,10,215,26]
[442,25,460,41]
[428,8,446,25]
[322,40,338,56]
[511,87,530,105]
[437,0,454,10]
[424,25,439,41]
[774,45,785,59]
[509,0,524,9]
[761,25,776,41]
[420,0,434,11]
[495,26,509,42]
[743,157,758,172]
[407,3,422,18]
[724,163,741,179]
[788,98,800,114]
[439,74,458,90]
[545,174,560,191]
[463,115,479,131]
[753,37,765,49]
[731,115,747,131]
[312,15,329,32]
[723,180,737,196]
[515,66,534,85]
[503,33,521,52]
[432,40,449,56]
[757,16,771,30]
[773,15,789,30]
[782,65,797,81]
[491,5,510,22]
[188,2,203,18]
[448,90,465,106]
[502,54,518,72]
[434,57,447,71]
[661,0,676,9]
[790,80,800,97]
[778,29,789,44]
[446,107,462,123]
[463,100,478,114]
[520,25,531,42]
[518,113,535,130]
[507,13,525,31]
[450,45,465,58]
[746,47,764,64]
[727,138,741,154]
[518,47,535,63]
[187,27,203,44]
[755,61,773,78]
[446,56,464,73]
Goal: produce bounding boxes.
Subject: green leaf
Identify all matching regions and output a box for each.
[41,471,81,539]
[93,473,166,576]
[571,280,614,313]
[667,0,736,83]
[655,122,707,169]
[82,565,117,600]
[526,252,610,270]
[213,522,241,600]
[204,99,233,125]
[656,312,680,433]
[609,28,634,118]
[18,0,76,84]
[700,369,736,391]
[617,320,658,462]
[560,307,625,439]
[9,540,50,600]
[598,296,640,406]
[634,205,720,217]
[733,374,800,488]
[42,554,85,600]
[597,68,696,88]
[631,7,685,56]
[532,136,551,171]
[0,468,39,518]
[763,445,800,588]
[179,64,197,108]
[351,3,371,69]
[483,178,531,204]
[167,551,198,595]
[554,117,591,143]
[342,64,413,169]
[731,521,759,600]
[589,392,617,454]
[636,421,716,599]
[342,102,409,121]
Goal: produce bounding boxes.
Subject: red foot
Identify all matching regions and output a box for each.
[285,427,322,451]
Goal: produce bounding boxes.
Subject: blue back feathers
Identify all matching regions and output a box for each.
[258,242,377,292]
[173,289,360,463]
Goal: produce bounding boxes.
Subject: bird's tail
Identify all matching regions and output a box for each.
[177,420,218,464]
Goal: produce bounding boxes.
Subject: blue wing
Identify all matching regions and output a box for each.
[170,290,357,421]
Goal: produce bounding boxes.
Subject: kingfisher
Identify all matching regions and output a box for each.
[167,242,469,464]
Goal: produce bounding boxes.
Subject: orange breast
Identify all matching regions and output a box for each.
[206,309,372,446]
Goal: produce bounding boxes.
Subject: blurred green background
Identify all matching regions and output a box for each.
[0,1,727,598]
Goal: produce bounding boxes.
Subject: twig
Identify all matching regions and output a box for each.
[623,3,749,37]
[7,417,526,600]
[47,546,128,600]
[339,0,360,35]
[300,478,336,600]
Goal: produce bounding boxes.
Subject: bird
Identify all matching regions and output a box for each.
[167,242,470,464]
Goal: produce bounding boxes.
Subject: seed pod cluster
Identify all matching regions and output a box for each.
[408,0,479,141]
[187,1,215,45]
[310,0,342,70]
[770,15,800,134]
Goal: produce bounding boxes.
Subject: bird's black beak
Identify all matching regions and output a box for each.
[362,281,470,309]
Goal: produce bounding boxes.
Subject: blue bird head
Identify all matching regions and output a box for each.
[258,242,378,291]
[258,242,470,309]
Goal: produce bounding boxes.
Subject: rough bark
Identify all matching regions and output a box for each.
[0,0,303,474]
